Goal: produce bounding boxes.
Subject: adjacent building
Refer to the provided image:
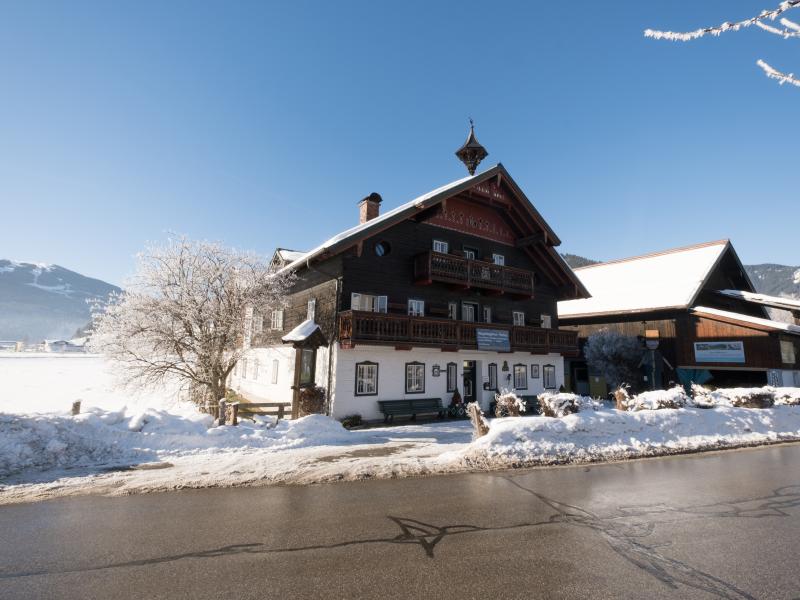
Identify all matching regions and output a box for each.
[231,130,590,420]
[558,240,800,395]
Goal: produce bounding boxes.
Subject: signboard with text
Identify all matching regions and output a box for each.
[476,328,511,352]
[694,341,745,363]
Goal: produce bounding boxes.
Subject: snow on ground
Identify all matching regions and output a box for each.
[2,355,800,505]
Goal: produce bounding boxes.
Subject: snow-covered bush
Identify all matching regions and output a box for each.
[619,386,688,411]
[538,393,580,417]
[583,331,643,389]
[774,388,800,406]
[538,392,601,417]
[691,385,779,409]
[494,388,525,417]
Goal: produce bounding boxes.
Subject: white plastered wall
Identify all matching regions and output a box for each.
[329,344,564,421]
[229,345,296,405]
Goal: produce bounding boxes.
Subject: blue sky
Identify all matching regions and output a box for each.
[1,1,797,285]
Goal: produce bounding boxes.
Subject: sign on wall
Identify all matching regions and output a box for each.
[693,341,745,363]
[425,196,516,245]
[476,329,511,352]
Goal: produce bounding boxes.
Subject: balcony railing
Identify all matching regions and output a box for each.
[338,310,579,356]
[413,251,535,297]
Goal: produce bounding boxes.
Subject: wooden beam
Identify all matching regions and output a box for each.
[515,231,547,248]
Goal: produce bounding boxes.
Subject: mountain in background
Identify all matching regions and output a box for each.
[561,253,799,301]
[561,253,600,269]
[0,260,119,342]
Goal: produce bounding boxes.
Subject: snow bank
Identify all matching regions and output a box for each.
[690,385,800,408]
[0,407,352,478]
[458,405,800,467]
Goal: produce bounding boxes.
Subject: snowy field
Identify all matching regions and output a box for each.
[2,355,800,505]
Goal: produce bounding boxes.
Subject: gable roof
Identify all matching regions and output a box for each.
[558,240,734,319]
[691,306,800,336]
[276,163,589,299]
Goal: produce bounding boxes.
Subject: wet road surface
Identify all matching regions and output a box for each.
[1,443,800,599]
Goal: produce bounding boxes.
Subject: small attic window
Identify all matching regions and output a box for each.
[374,241,391,257]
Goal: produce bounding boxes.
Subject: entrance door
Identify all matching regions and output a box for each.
[463,361,477,402]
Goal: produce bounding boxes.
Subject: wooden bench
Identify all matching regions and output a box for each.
[377,398,446,423]
[520,395,541,415]
[220,401,290,426]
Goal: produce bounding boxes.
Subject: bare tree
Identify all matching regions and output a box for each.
[90,237,295,406]
[583,331,643,391]
[645,1,800,88]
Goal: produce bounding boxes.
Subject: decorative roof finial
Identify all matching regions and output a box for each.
[455,118,488,176]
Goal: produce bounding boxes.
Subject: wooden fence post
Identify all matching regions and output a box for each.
[218,399,227,426]
[231,403,239,426]
[71,400,81,416]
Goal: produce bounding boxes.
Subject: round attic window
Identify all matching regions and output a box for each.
[374,242,391,257]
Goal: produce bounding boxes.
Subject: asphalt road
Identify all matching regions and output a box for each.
[1,444,800,600]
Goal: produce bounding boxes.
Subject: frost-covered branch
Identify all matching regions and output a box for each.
[645,1,800,89]
[644,0,800,41]
[757,58,800,86]
[90,236,296,406]
[755,17,800,38]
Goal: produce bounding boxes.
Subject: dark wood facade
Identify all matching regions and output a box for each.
[254,166,585,356]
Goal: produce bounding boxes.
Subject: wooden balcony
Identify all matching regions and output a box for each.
[413,251,535,297]
[338,310,579,356]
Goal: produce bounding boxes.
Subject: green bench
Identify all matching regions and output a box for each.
[377,398,447,423]
[520,395,541,415]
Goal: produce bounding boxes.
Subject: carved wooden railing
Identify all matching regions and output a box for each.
[338,311,578,355]
[413,251,535,296]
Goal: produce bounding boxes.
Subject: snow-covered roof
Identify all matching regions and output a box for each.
[275,249,307,263]
[281,319,322,343]
[558,240,730,318]
[717,289,800,312]
[691,306,800,336]
[276,171,482,275]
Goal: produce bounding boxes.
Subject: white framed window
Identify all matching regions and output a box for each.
[462,303,477,323]
[252,310,263,334]
[488,363,498,391]
[355,361,379,396]
[463,248,476,260]
[446,362,458,392]
[448,302,458,320]
[513,311,525,326]
[270,309,284,331]
[405,362,425,394]
[433,239,449,254]
[492,253,505,266]
[271,359,279,384]
[307,298,316,321]
[541,314,552,329]
[351,293,387,313]
[543,364,557,389]
[408,299,425,317]
[781,340,796,364]
[483,306,492,323]
[242,358,248,379]
[513,364,527,390]
[252,358,259,380]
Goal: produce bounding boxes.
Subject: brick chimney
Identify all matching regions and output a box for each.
[358,192,382,224]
